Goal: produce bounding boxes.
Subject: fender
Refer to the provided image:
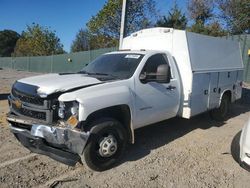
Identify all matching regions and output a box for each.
[219,89,232,105]
[78,86,133,121]
[58,84,134,122]
[60,85,135,143]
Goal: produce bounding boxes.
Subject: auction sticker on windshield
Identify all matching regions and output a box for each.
[125,54,141,59]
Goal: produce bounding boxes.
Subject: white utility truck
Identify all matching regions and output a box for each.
[7,28,243,171]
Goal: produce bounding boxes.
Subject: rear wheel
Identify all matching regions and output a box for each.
[83,118,128,171]
[210,94,230,121]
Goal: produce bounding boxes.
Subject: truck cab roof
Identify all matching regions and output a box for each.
[106,50,166,56]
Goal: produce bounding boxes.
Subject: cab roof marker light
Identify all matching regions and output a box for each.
[132,33,138,37]
[119,49,131,51]
[163,29,171,33]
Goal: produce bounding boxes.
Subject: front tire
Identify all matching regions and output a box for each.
[83,118,128,171]
[210,94,230,121]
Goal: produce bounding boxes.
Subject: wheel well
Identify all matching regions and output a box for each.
[84,105,133,143]
[223,90,232,102]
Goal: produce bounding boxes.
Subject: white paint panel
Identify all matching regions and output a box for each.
[172,30,193,117]
[19,74,102,96]
[190,73,210,116]
[235,70,243,100]
[122,28,173,52]
[208,72,220,109]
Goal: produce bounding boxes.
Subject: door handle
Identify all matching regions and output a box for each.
[166,85,176,90]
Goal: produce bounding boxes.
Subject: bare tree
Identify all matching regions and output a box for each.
[188,0,214,25]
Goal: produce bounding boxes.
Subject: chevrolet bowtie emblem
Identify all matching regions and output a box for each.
[13,99,22,109]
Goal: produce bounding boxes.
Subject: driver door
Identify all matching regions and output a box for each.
[133,53,179,129]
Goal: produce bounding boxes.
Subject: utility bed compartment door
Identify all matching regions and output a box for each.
[218,71,237,88]
[190,73,210,116]
[208,72,219,109]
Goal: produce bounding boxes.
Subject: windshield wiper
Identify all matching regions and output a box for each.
[89,72,118,78]
[78,71,118,79]
[78,70,90,74]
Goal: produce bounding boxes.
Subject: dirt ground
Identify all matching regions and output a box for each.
[0,68,250,188]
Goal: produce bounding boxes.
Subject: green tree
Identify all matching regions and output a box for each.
[217,0,250,34]
[14,23,64,56]
[0,30,20,57]
[86,0,158,49]
[206,21,227,36]
[156,2,187,30]
[187,0,226,37]
[71,29,90,52]
[188,20,227,37]
[89,34,118,50]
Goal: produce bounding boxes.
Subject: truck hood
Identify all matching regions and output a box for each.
[18,73,102,96]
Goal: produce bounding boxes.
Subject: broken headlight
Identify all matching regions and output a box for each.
[58,101,79,127]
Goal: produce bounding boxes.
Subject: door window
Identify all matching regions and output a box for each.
[141,54,171,81]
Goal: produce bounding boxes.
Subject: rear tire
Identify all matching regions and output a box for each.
[83,118,128,171]
[210,94,230,121]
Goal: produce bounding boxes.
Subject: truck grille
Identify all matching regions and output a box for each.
[12,104,46,120]
[12,88,44,106]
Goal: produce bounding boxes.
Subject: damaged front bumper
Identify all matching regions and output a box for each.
[7,113,89,166]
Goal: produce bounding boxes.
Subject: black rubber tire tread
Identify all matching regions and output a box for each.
[210,94,229,121]
[83,118,128,171]
[231,131,241,163]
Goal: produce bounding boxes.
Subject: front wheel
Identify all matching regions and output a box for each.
[210,94,230,121]
[83,118,128,171]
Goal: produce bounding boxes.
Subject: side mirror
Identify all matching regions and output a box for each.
[156,64,171,83]
[139,64,171,83]
[139,73,147,81]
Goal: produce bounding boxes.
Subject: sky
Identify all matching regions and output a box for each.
[0,0,186,52]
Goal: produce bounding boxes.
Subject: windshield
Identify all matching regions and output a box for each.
[80,53,144,79]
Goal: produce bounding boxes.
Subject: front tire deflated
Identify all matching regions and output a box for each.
[83,118,128,171]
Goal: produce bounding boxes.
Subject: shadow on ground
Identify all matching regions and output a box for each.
[0,93,9,101]
[120,88,250,164]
